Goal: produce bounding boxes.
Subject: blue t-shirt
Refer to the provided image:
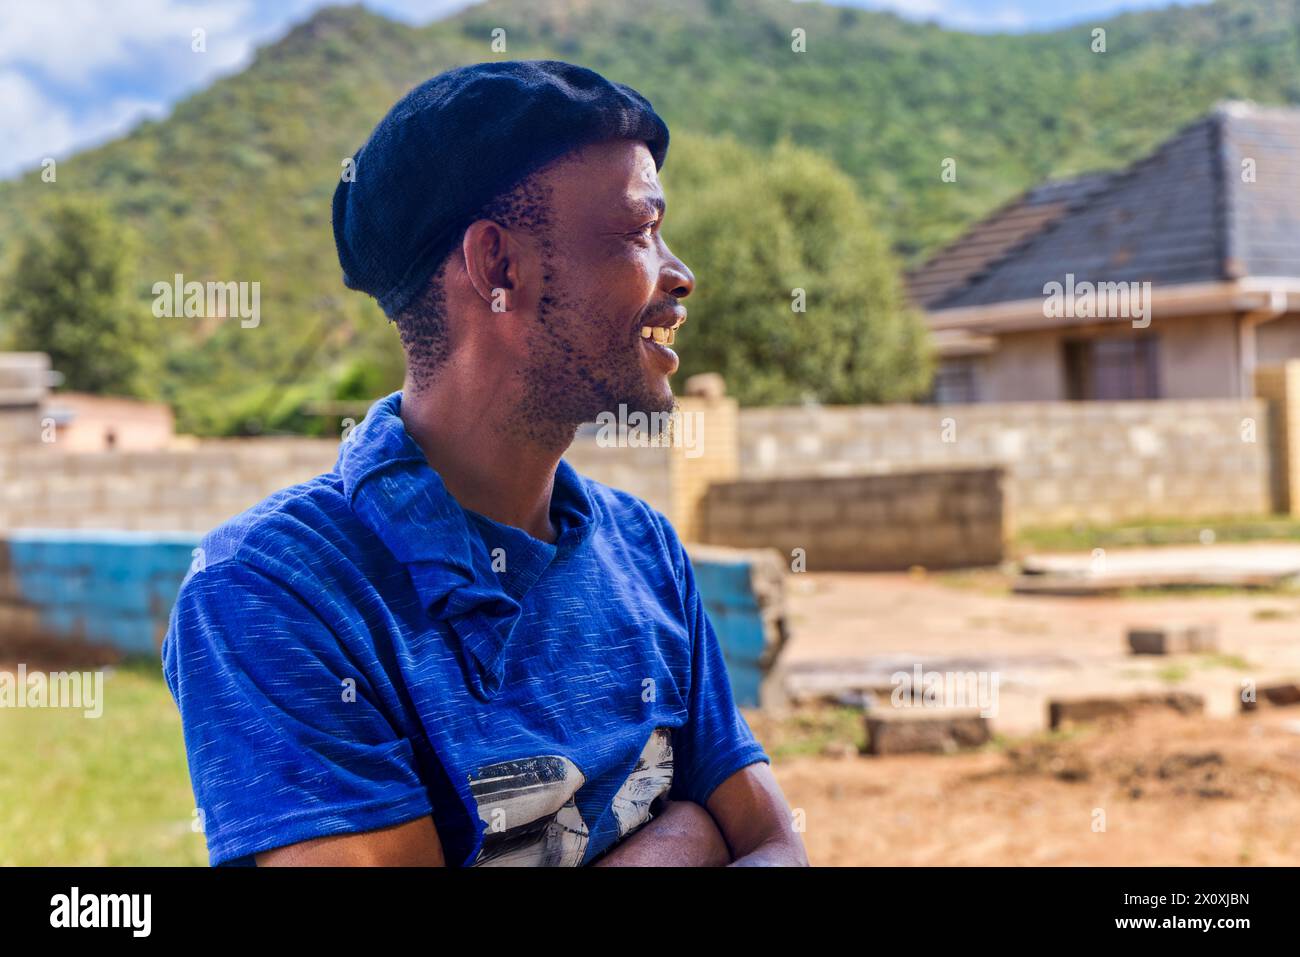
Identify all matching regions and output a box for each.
[161,391,768,866]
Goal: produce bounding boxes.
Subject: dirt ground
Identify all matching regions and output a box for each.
[750,570,1300,866]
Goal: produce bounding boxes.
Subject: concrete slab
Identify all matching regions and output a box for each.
[864,710,991,755]
[1017,543,1300,595]
[1127,622,1219,655]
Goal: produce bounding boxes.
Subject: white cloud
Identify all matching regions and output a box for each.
[0,0,285,178]
[369,0,479,24]
[0,70,76,172]
[0,68,168,177]
[0,0,255,87]
[844,0,1030,30]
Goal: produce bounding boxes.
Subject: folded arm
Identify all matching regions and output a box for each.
[707,761,808,867]
[589,798,731,866]
[593,762,808,867]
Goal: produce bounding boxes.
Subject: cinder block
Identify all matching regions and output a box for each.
[797,498,841,523]
[864,710,991,755]
[1049,692,1204,730]
[1127,622,1219,655]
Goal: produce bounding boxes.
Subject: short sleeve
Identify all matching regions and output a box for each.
[161,558,433,865]
[656,516,770,805]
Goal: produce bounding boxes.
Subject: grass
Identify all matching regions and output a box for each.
[1197,653,1253,671]
[751,705,867,760]
[1014,515,1300,554]
[0,656,207,866]
[988,723,1092,753]
[1156,664,1191,684]
[1122,653,1254,684]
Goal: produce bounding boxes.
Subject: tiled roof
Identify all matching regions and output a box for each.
[905,173,1111,309]
[914,101,1300,313]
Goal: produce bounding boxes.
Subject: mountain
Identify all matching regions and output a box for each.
[1,0,1298,432]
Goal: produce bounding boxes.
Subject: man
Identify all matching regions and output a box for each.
[162,60,807,867]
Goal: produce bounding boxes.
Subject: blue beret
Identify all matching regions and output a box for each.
[332,59,670,319]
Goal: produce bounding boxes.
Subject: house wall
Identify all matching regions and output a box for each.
[975,328,1066,401]
[971,314,1243,401]
[1256,312,1300,367]
[1157,314,1242,398]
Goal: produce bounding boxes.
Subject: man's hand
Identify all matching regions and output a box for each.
[590,799,731,867]
[707,762,809,866]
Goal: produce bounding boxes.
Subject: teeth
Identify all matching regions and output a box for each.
[640,325,680,346]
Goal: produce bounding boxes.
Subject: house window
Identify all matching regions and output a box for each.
[1064,335,1160,400]
[931,358,978,404]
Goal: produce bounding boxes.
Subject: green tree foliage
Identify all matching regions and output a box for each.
[2,200,146,395]
[664,133,930,404]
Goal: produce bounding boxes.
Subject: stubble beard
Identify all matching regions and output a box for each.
[508,266,673,450]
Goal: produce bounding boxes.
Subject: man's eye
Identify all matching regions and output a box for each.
[632,221,656,239]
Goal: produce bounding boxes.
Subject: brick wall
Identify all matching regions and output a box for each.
[700,467,1005,571]
[738,399,1270,527]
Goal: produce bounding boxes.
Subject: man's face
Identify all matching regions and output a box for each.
[515,138,694,433]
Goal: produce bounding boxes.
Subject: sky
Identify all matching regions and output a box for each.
[0,0,1208,178]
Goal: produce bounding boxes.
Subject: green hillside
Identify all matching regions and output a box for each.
[1,0,1298,433]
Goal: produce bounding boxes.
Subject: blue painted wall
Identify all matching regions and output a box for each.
[3,530,201,656]
[690,556,771,707]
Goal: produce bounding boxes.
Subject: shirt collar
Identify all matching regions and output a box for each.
[337,391,597,700]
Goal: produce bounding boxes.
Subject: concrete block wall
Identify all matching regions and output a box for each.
[737,399,1270,527]
[0,440,341,533]
[700,467,1005,571]
[669,395,739,542]
[1254,362,1300,515]
[561,435,673,516]
[0,530,199,657]
[0,435,672,536]
[0,352,50,447]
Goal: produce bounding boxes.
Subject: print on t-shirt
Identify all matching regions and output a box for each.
[470,728,674,866]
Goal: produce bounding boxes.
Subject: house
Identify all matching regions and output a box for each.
[909,101,1300,403]
[0,352,176,451]
[43,392,176,451]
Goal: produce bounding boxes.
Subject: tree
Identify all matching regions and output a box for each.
[2,200,145,395]
[662,132,932,405]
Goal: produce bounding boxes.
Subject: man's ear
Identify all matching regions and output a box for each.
[461,219,521,315]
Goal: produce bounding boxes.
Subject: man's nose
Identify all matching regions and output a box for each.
[661,245,694,300]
